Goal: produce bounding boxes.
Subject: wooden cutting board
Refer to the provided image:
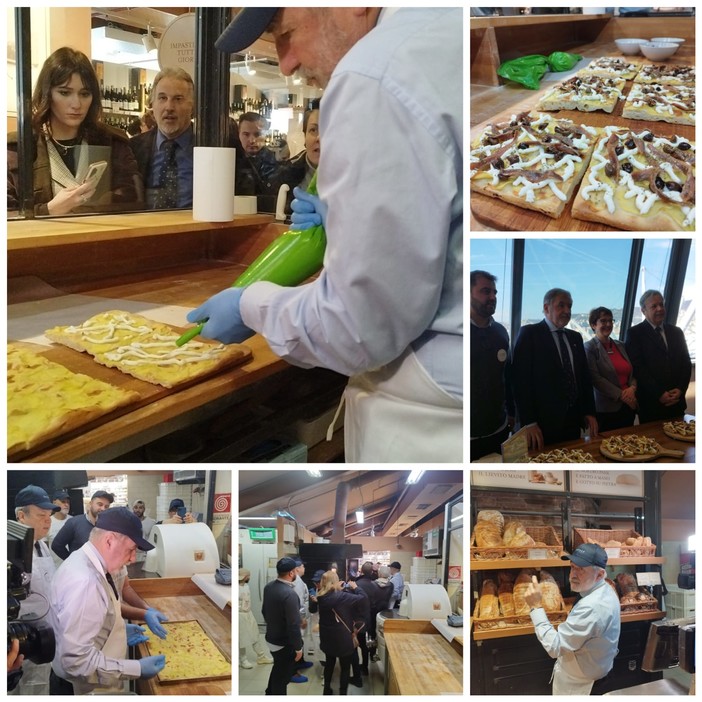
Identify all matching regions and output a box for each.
[7,334,251,461]
[599,444,685,462]
[470,58,695,231]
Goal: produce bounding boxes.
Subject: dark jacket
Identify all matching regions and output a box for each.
[625,321,691,422]
[262,578,303,650]
[50,514,95,559]
[354,576,392,637]
[512,320,595,443]
[268,149,315,213]
[318,588,368,657]
[584,336,636,414]
[8,125,142,215]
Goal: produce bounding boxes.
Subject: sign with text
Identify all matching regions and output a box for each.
[158,13,196,79]
[571,470,644,497]
[500,426,530,463]
[636,572,661,587]
[471,469,565,492]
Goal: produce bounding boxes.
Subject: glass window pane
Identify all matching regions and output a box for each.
[631,240,674,324]
[680,239,696,362]
[522,239,632,342]
[469,238,513,337]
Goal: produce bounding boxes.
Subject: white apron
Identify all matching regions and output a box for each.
[342,347,462,462]
[70,547,129,695]
[551,655,595,696]
[239,584,261,648]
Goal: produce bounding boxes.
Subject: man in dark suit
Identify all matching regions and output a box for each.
[625,289,691,423]
[128,68,194,209]
[512,288,597,450]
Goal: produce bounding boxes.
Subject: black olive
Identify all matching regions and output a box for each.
[666,181,683,192]
[507,154,520,164]
[655,176,665,189]
[604,163,615,177]
[615,145,624,156]
[491,158,504,170]
[621,162,633,174]
[625,139,635,149]
[518,142,529,150]
[498,172,510,181]
[643,132,654,142]
[543,136,551,142]
[510,120,517,127]
[678,142,691,150]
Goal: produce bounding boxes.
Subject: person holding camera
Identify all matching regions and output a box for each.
[11,485,61,695]
[157,498,195,525]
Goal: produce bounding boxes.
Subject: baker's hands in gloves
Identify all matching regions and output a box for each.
[186,287,254,345]
[144,608,169,639]
[290,187,327,230]
[126,623,149,646]
[139,655,166,679]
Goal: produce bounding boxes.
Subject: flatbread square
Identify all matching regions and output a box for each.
[537,73,626,114]
[580,57,640,80]
[572,127,695,231]
[470,111,599,218]
[622,82,695,125]
[634,64,695,85]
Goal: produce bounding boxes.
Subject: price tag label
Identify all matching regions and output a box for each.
[528,549,548,560]
[636,572,661,587]
[604,547,621,558]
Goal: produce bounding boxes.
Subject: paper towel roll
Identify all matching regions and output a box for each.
[192,146,236,221]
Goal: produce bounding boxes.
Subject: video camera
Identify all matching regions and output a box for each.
[8,520,55,664]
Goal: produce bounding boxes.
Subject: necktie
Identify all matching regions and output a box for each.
[556,330,578,405]
[35,542,43,556]
[154,140,178,209]
[105,572,119,600]
[655,326,668,352]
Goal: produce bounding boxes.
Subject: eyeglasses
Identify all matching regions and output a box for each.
[597,319,615,325]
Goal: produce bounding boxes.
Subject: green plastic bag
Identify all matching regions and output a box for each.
[497,55,549,90]
[497,51,582,89]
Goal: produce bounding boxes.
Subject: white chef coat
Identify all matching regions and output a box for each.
[49,542,140,693]
[47,514,72,567]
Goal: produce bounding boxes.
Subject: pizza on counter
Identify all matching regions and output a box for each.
[571,126,695,231]
[8,343,140,453]
[537,73,626,114]
[580,57,640,80]
[634,64,695,85]
[470,111,600,218]
[45,310,247,388]
[622,82,695,126]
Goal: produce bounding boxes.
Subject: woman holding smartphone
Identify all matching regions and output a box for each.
[8,46,142,215]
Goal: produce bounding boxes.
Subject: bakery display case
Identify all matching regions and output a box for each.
[470,471,667,695]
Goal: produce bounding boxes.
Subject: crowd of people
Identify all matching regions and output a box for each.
[8,485,202,694]
[240,557,405,695]
[470,270,692,459]
[8,47,319,216]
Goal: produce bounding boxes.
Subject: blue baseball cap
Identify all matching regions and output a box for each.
[215,8,279,53]
[53,490,70,501]
[96,507,154,551]
[168,499,185,512]
[276,557,298,574]
[562,543,608,568]
[16,485,60,512]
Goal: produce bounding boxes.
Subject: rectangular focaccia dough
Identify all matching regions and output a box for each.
[572,127,695,231]
[45,310,247,388]
[470,111,599,218]
[538,73,626,114]
[145,621,231,682]
[580,57,640,80]
[634,63,695,85]
[622,82,695,125]
[8,343,140,453]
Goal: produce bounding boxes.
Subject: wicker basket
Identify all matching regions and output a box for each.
[471,525,564,561]
[573,528,656,557]
[472,597,572,630]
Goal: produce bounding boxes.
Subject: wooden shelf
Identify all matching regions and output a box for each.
[471,556,665,570]
[471,13,610,30]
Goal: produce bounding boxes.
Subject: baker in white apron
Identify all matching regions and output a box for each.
[239,569,274,668]
[524,544,621,696]
[11,485,61,696]
[49,507,166,694]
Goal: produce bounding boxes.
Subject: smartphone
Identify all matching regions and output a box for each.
[177,506,187,518]
[83,160,108,188]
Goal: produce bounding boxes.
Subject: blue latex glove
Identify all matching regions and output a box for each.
[186,287,254,345]
[139,655,166,679]
[290,187,327,230]
[126,623,149,646]
[144,608,168,639]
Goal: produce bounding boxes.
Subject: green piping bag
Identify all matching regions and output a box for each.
[176,171,326,346]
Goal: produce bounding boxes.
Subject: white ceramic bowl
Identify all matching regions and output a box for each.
[651,37,685,44]
[615,38,646,55]
[640,42,679,60]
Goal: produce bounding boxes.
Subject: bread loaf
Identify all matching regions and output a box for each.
[605,540,622,547]
[503,520,522,544]
[477,510,504,533]
[507,530,536,548]
[615,572,638,597]
[539,570,563,612]
[497,570,515,585]
[512,569,536,616]
[498,582,515,616]
[474,520,502,547]
[643,536,652,547]
[479,579,500,619]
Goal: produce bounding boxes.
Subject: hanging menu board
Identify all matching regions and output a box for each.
[471,469,565,492]
[571,470,644,497]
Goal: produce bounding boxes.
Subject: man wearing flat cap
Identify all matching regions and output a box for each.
[49,507,167,694]
[524,543,620,695]
[190,6,463,463]
[12,485,61,695]
[261,556,304,694]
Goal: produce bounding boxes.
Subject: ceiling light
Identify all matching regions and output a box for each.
[142,24,157,53]
[355,510,364,524]
[245,52,257,76]
[306,470,322,478]
[406,469,425,485]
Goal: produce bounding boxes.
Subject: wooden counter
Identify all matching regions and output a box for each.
[384,619,462,695]
[130,577,231,696]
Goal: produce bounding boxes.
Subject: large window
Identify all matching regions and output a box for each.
[631,240,673,325]
[469,238,513,336]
